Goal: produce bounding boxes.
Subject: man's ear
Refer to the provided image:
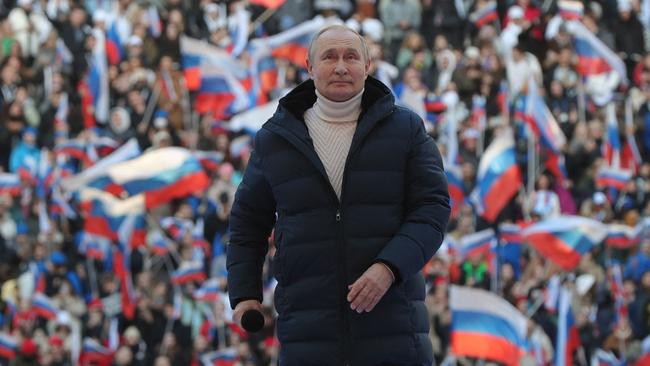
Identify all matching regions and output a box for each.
[306,58,313,77]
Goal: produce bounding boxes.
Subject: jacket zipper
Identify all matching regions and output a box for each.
[335,206,348,365]
[336,108,393,365]
[266,107,394,365]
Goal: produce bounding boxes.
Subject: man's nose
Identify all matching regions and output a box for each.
[334,59,348,74]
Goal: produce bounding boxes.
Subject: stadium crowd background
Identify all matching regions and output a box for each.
[0,0,650,365]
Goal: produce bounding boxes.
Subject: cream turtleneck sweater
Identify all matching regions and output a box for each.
[304,89,363,199]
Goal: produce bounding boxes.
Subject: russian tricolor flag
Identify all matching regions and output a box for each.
[497,81,509,117]
[261,18,324,68]
[603,103,622,167]
[150,230,172,256]
[180,36,251,118]
[200,348,239,366]
[606,224,641,249]
[194,278,222,302]
[591,349,624,366]
[257,56,279,96]
[160,216,193,242]
[545,151,569,187]
[53,92,69,128]
[556,287,580,366]
[611,263,628,324]
[0,333,16,360]
[558,0,584,20]
[192,218,211,258]
[87,147,210,209]
[32,293,59,320]
[60,138,141,193]
[498,223,523,245]
[87,28,109,123]
[457,229,496,259]
[450,286,528,366]
[78,233,111,261]
[106,22,124,66]
[569,20,627,83]
[446,166,465,220]
[498,223,524,275]
[171,261,206,285]
[469,1,498,28]
[470,95,487,131]
[424,93,447,125]
[192,151,224,172]
[0,173,21,196]
[79,189,147,248]
[472,129,522,222]
[596,166,632,191]
[526,78,567,153]
[54,140,94,165]
[522,216,608,270]
[544,275,561,313]
[80,338,113,364]
[91,136,120,157]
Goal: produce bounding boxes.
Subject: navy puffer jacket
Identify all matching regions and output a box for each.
[227,77,450,366]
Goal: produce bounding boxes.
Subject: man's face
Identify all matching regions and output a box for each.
[307,28,369,102]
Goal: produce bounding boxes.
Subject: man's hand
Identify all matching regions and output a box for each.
[233,299,262,328]
[347,263,394,313]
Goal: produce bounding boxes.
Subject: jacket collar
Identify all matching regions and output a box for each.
[264,76,394,147]
[263,76,395,201]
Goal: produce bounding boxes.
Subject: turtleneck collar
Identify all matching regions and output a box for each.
[313,88,364,123]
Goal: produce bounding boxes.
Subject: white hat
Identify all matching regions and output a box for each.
[17,0,33,7]
[464,46,480,60]
[508,5,525,19]
[345,18,361,33]
[153,116,168,129]
[127,35,143,47]
[618,0,632,12]
[576,274,596,296]
[204,3,220,13]
[361,18,384,43]
[593,191,607,205]
[56,311,71,327]
[152,130,171,146]
[315,0,343,10]
[93,9,108,24]
[462,128,480,140]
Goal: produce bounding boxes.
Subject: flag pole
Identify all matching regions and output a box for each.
[138,81,161,131]
[577,77,587,124]
[145,213,184,264]
[248,7,279,36]
[86,256,100,299]
[527,124,536,194]
[179,77,195,150]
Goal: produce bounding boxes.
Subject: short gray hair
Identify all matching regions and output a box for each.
[307,24,370,64]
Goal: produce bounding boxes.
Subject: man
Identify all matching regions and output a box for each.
[227,25,449,365]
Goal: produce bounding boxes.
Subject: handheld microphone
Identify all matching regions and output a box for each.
[241,309,265,333]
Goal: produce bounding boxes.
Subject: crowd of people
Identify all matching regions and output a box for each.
[0,0,650,365]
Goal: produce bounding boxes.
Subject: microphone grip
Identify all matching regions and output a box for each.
[241,309,265,333]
